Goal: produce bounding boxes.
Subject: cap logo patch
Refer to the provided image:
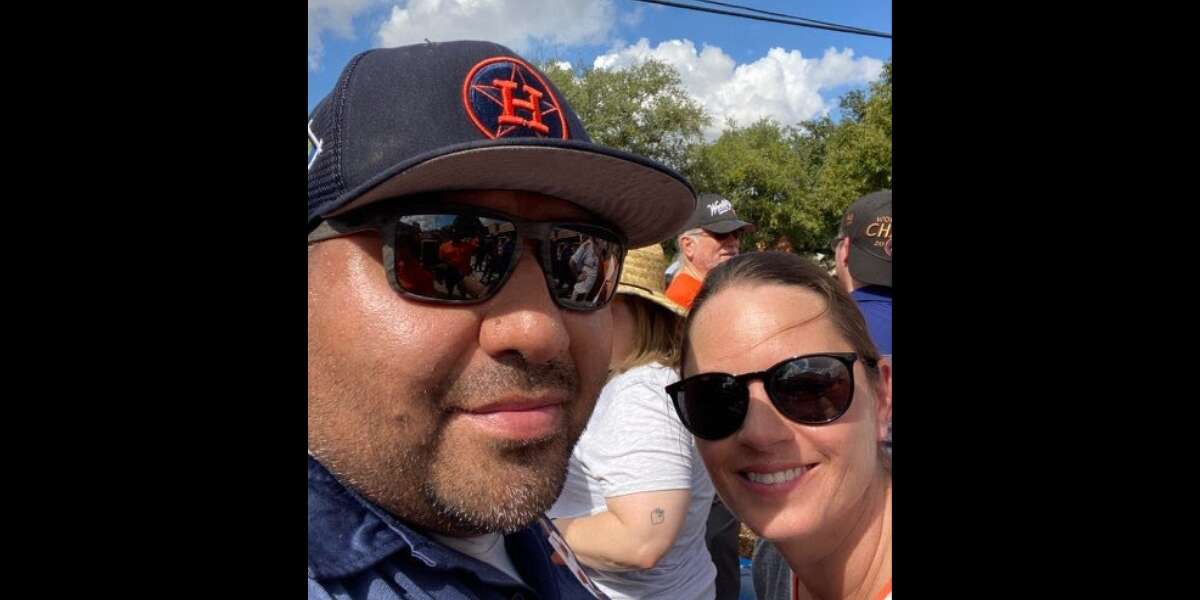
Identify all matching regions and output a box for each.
[708,198,734,217]
[864,216,891,240]
[864,216,892,255]
[307,120,324,171]
[463,56,569,140]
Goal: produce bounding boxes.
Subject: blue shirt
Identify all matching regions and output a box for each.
[851,286,892,357]
[309,456,608,600]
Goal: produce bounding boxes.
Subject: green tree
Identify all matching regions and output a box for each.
[812,59,892,234]
[542,60,709,174]
[540,57,892,261]
[685,61,892,256]
[686,119,828,253]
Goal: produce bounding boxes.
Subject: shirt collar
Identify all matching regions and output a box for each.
[308,455,434,579]
[308,456,550,591]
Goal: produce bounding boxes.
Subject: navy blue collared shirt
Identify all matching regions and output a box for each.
[309,456,607,600]
[851,285,892,357]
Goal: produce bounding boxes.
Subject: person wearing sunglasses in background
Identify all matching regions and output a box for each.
[307,41,697,600]
[667,252,893,600]
[548,245,718,600]
[665,193,756,312]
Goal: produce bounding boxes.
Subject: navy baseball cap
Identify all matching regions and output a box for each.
[307,40,697,247]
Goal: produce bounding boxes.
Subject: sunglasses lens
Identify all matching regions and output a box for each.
[671,374,748,440]
[769,356,853,424]
[545,226,625,311]
[393,214,517,301]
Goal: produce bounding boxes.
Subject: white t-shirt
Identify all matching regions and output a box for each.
[429,531,527,586]
[548,362,717,600]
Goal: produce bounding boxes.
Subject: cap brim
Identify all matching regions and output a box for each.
[324,138,696,247]
[617,283,688,317]
[848,244,891,288]
[703,220,756,235]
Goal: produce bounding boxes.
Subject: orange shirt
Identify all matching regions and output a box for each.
[396,258,436,296]
[665,271,702,311]
[439,239,479,275]
[876,579,891,600]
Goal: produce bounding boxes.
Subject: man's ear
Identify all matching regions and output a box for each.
[836,237,851,269]
[680,235,695,262]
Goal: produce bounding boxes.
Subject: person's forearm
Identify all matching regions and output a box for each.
[553,512,650,572]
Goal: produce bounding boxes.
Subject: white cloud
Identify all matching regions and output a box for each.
[309,0,379,71]
[594,38,884,139]
[376,0,617,55]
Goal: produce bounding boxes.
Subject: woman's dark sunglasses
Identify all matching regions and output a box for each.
[665,353,876,440]
[308,200,627,311]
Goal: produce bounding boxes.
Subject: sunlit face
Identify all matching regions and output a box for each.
[684,228,742,276]
[308,190,613,536]
[684,282,891,545]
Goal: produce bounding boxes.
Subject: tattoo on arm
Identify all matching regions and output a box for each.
[651,508,665,525]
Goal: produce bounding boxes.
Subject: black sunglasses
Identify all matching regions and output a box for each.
[308,200,628,311]
[708,229,741,241]
[665,353,877,440]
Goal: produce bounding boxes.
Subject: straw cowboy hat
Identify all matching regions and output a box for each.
[617,245,688,317]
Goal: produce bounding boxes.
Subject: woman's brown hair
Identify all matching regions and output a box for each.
[681,252,881,382]
[611,295,684,374]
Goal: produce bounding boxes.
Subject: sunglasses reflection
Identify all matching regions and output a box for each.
[395,218,618,303]
[812,375,850,421]
[560,234,620,304]
[784,362,852,422]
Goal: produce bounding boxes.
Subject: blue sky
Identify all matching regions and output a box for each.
[309,0,891,137]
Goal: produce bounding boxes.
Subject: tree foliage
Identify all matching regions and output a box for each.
[544,57,892,259]
[542,60,709,174]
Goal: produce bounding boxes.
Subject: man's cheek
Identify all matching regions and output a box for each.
[568,317,610,402]
[570,312,612,369]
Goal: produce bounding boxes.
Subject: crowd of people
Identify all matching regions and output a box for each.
[308,40,892,600]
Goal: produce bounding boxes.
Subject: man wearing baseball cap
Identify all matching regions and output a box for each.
[831,189,892,356]
[664,192,756,311]
[307,40,696,600]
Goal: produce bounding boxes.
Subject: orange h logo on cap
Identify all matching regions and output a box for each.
[492,80,549,135]
[463,56,569,140]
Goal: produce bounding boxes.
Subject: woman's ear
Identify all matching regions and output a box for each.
[874,357,893,443]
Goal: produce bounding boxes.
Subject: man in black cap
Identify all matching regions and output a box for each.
[831,189,892,356]
[665,192,756,311]
[307,40,696,600]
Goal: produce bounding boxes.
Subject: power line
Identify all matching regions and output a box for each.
[689,0,887,36]
[640,0,890,37]
[627,0,892,39]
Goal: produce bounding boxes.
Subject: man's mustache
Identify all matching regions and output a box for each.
[437,355,580,412]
